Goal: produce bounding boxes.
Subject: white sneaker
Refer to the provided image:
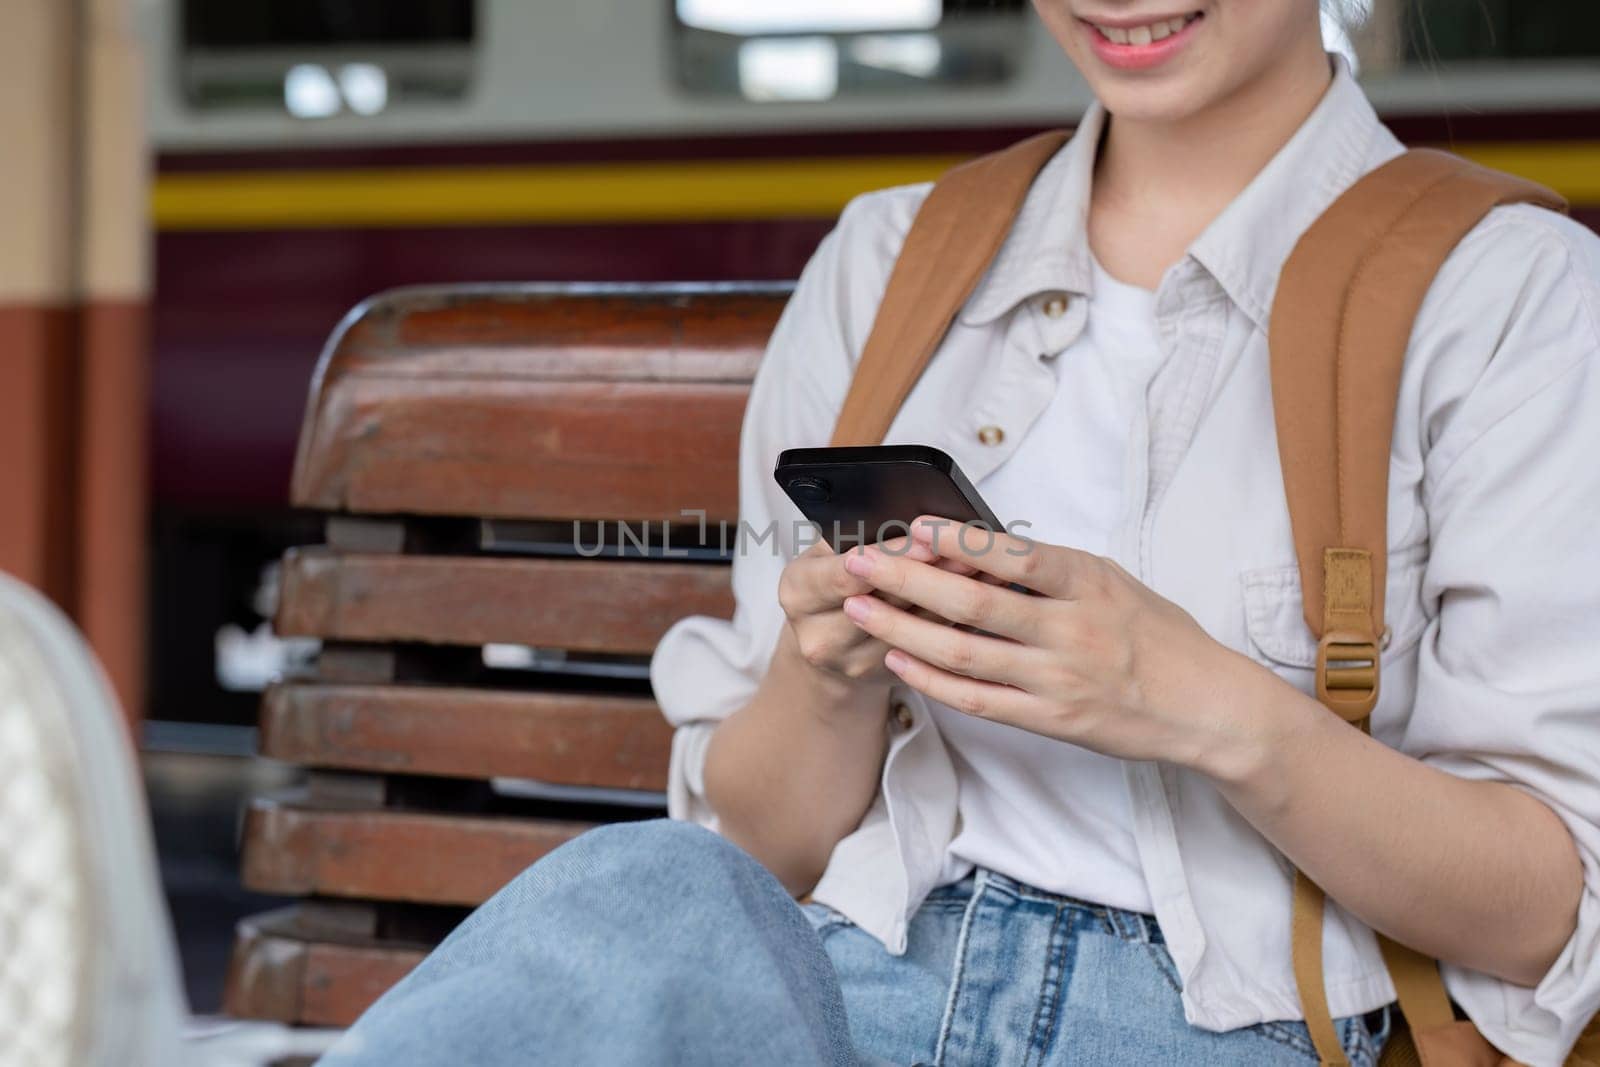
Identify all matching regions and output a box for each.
[0,572,190,1066]
[0,574,340,1067]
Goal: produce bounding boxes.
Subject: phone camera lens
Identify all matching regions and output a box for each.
[787,476,831,504]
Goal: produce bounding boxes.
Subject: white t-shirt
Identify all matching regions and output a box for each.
[930,255,1167,914]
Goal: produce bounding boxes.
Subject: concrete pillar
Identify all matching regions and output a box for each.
[0,0,150,727]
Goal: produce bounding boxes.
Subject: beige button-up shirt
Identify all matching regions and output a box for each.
[649,59,1600,1066]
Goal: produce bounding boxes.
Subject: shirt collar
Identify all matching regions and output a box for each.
[959,102,1103,327]
[958,55,1396,332]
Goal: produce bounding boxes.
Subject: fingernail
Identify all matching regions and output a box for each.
[884,650,909,673]
[843,552,874,577]
[842,596,871,622]
[910,517,943,543]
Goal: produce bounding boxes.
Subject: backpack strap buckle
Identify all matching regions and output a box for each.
[1315,630,1379,722]
[1316,548,1380,722]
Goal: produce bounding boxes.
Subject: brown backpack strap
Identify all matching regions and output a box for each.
[829,129,1069,446]
[1269,148,1565,1067]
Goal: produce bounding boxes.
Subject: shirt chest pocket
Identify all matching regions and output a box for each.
[1239,542,1431,673]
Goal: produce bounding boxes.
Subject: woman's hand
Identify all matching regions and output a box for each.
[777,534,946,689]
[837,515,1279,778]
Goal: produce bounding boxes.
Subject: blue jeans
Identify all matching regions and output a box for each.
[320,820,1389,1065]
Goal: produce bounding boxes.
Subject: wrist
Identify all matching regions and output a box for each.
[773,625,893,727]
[1189,647,1321,794]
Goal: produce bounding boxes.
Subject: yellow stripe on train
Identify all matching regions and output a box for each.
[150,144,1600,231]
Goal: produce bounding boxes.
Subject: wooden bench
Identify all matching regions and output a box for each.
[223,283,790,1026]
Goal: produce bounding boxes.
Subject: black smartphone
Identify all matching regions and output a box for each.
[774,444,1004,552]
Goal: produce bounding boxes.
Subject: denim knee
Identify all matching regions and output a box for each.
[340,819,854,1067]
[567,817,734,867]
[553,819,764,883]
[502,818,778,905]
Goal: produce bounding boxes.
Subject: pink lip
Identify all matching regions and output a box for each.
[1081,14,1201,72]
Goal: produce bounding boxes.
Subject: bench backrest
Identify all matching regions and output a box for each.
[225,282,789,1026]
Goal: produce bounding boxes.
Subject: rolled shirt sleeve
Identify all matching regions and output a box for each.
[1399,207,1600,1064]
[647,188,924,833]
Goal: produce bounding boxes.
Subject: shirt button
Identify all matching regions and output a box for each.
[976,425,1005,446]
[1043,295,1068,318]
[891,700,914,731]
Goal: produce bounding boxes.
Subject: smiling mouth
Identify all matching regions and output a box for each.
[1085,12,1202,46]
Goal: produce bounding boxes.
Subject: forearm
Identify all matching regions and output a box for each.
[1210,656,1585,987]
[703,626,892,896]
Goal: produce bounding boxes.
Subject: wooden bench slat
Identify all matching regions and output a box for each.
[291,286,789,521]
[335,286,782,383]
[225,909,426,1027]
[299,378,751,522]
[261,682,672,790]
[241,800,595,906]
[276,547,732,654]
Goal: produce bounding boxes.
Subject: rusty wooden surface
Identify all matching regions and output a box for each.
[290,285,789,522]
[241,799,594,906]
[261,682,672,790]
[224,908,427,1026]
[276,547,732,654]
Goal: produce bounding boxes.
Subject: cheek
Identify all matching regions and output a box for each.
[1031,0,1086,63]
[1214,0,1321,70]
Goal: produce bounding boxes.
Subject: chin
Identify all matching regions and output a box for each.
[1086,73,1219,123]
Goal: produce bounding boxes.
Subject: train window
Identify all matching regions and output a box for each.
[1349,0,1600,71]
[179,0,476,114]
[678,0,942,36]
[675,0,1029,101]
[1405,0,1599,61]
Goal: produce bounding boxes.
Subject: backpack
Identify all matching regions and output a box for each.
[827,130,1595,1067]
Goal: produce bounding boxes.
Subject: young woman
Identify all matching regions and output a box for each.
[325,2,1600,1064]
